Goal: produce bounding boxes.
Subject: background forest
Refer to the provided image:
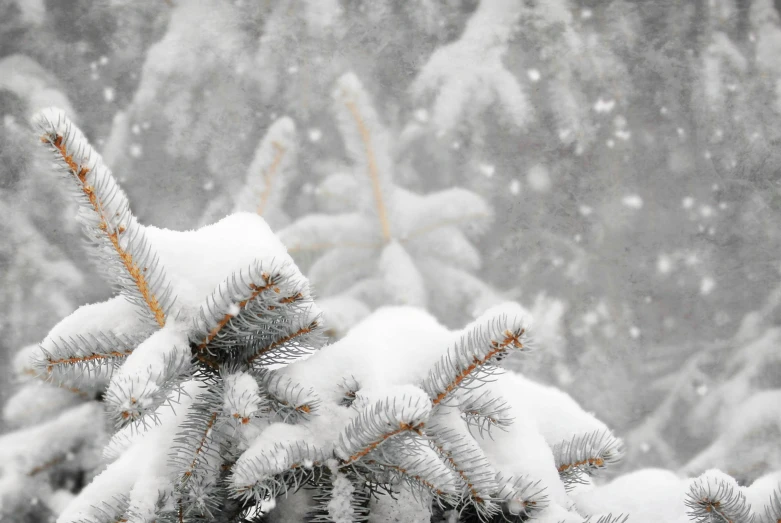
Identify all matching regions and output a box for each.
[2,0,781,498]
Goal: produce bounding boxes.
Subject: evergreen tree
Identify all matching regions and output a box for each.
[0,108,631,523]
[277,72,500,337]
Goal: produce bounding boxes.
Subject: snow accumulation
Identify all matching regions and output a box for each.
[231,302,614,516]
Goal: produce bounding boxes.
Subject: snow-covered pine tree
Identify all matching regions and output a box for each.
[278,72,501,338]
[0,107,640,523]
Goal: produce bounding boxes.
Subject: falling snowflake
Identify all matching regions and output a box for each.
[700,277,715,296]
[657,254,673,275]
[308,128,322,143]
[594,98,616,114]
[413,108,429,122]
[129,144,143,158]
[527,164,551,192]
[479,163,495,178]
[621,194,643,209]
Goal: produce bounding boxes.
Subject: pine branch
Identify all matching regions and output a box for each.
[333,73,394,241]
[279,213,381,254]
[495,475,549,521]
[424,313,528,407]
[104,328,192,425]
[230,441,326,503]
[456,389,513,439]
[256,141,286,216]
[336,394,430,466]
[363,448,460,506]
[404,187,493,241]
[32,331,144,388]
[223,371,266,430]
[170,377,224,489]
[426,420,500,518]
[246,317,324,368]
[553,430,624,489]
[34,108,173,327]
[233,117,296,222]
[685,475,752,523]
[757,487,781,523]
[306,461,371,523]
[261,372,321,423]
[191,260,316,365]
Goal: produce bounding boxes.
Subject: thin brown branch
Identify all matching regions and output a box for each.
[256,141,286,216]
[431,329,524,406]
[43,350,132,370]
[182,411,219,479]
[427,438,485,504]
[365,460,447,497]
[42,134,166,326]
[341,422,425,466]
[195,274,274,353]
[246,321,319,365]
[344,99,392,242]
[28,455,66,476]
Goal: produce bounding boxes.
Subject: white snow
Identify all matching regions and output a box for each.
[699,276,715,295]
[146,212,306,318]
[412,0,531,132]
[572,468,688,523]
[527,164,552,193]
[378,242,428,308]
[621,194,643,209]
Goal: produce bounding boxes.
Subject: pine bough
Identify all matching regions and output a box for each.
[0,108,779,523]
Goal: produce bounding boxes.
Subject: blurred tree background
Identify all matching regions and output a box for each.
[2,0,781,483]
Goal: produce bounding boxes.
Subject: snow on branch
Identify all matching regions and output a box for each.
[308,461,371,523]
[685,471,753,523]
[34,108,173,327]
[246,314,323,368]
[412,0,530,133]
[363,448,459,505]
[190,259,318,367]
[231,440,327,503]
[279,213,380,254]
[104,326,192,426]
[495,475,549,520]
[261,372,321,423]
[32,331,142,389]
[404,187,493,241]
[553,430,624,489]
[222,370,265,431]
